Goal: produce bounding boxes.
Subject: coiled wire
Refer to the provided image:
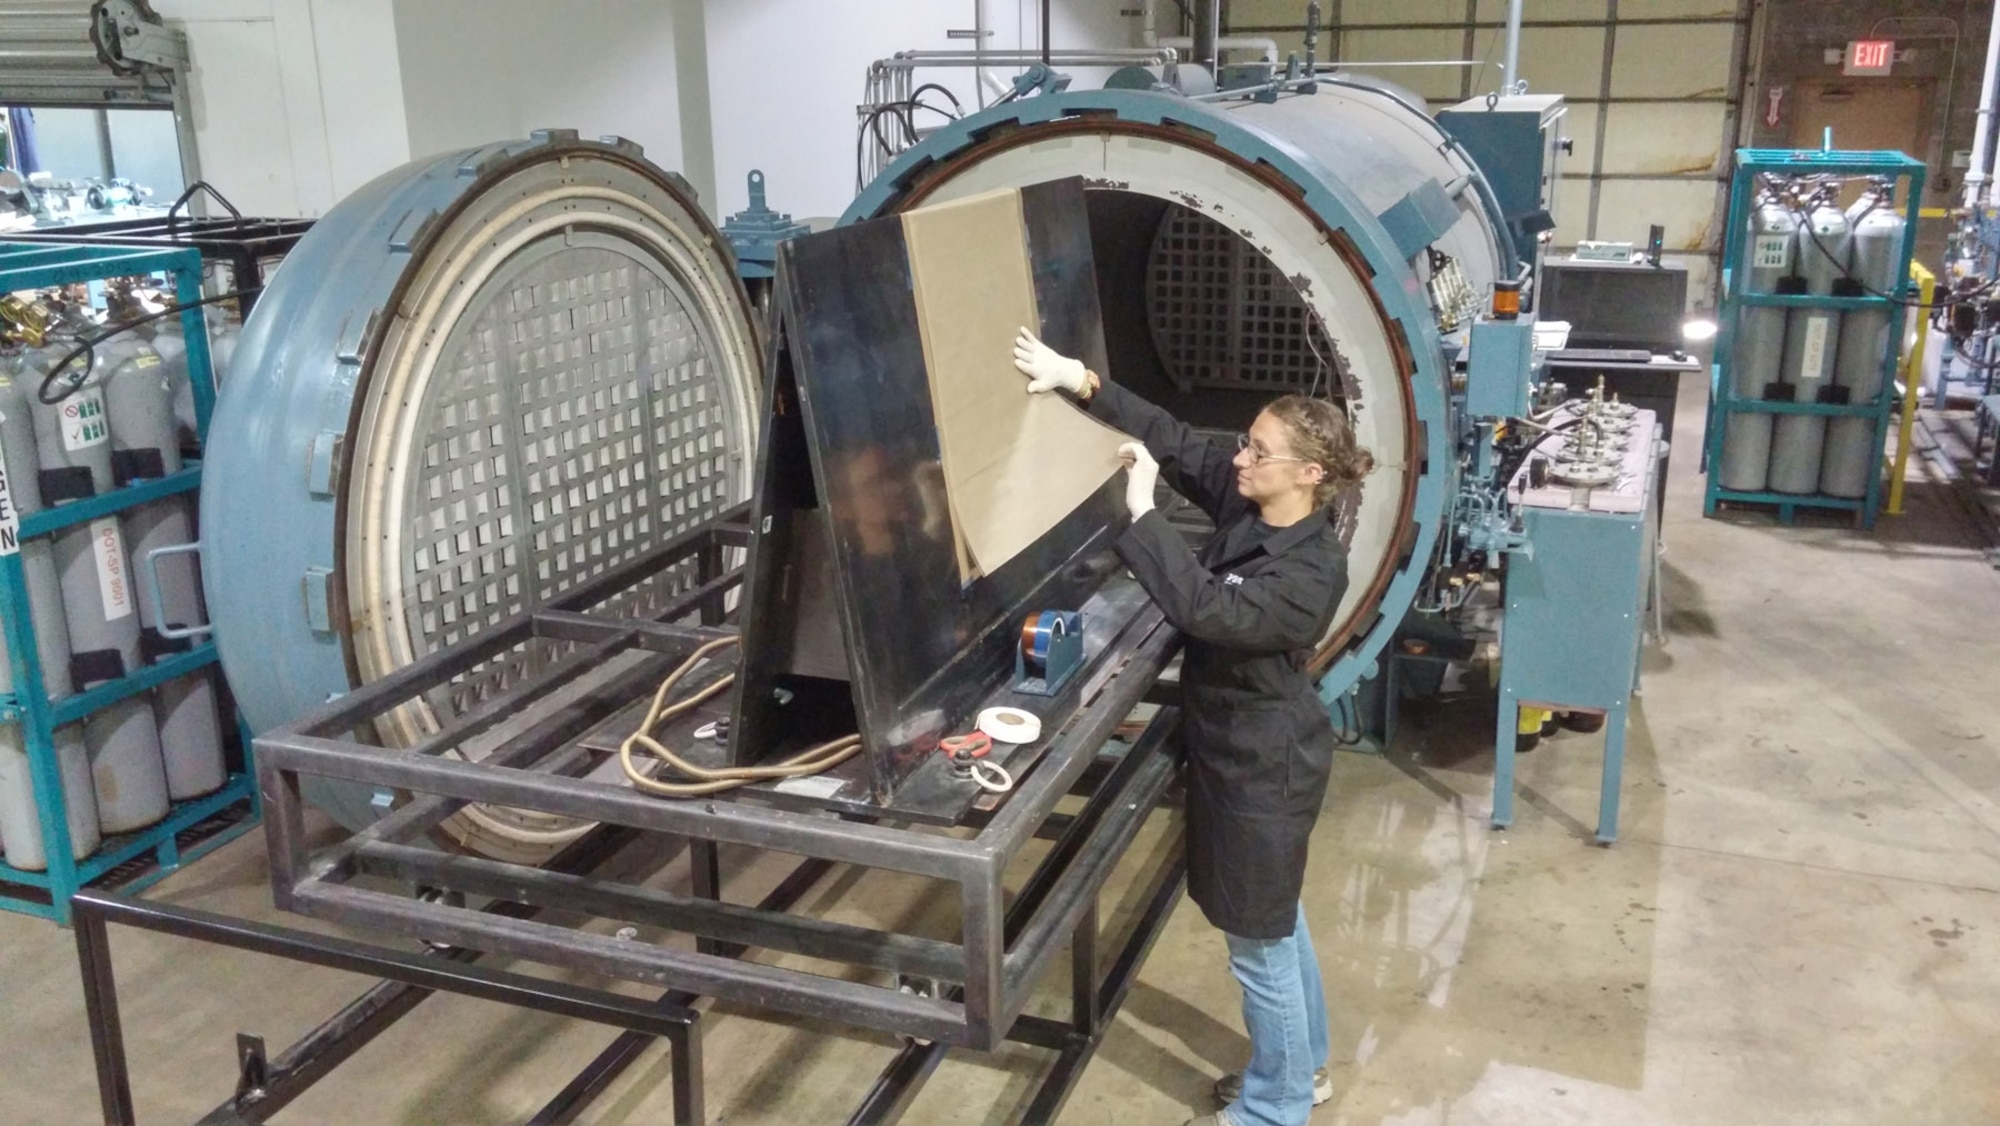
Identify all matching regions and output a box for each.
[620,636,862,797]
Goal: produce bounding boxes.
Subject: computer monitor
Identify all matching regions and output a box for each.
[1536,258,1689,353]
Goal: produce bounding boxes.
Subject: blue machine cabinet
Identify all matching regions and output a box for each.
[1492,423,1663,844]
[0,241,259,924]
[1703,148,1926,529]
[1436,93,1568,275]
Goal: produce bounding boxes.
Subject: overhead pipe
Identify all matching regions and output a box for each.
[1869,18,1959,200]
[1501,0,1524,92]
[1156,36,1281,66]
[882,49,1176,62]
[975,0,988,108]
[1304,1,1320,70]
[1971,5,2000,207]
[1193,0,1219,72]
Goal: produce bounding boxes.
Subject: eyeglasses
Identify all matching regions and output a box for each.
[1236,433,1308,467]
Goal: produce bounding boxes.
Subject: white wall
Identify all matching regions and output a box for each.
[392,0,684,175]
[307,0,408,198]
[154,0,407,218]
[150,0,1134,222]
[703,1,1135,222]
[105,109,188,199]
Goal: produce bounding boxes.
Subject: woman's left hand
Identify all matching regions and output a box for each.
[1118,442,1159,519]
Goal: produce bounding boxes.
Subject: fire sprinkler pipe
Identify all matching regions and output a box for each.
[1193,0,1219,72]
[1965,5,2000,207]
[1501,0,1524,92]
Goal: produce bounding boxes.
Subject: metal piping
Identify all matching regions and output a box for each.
[859,48,1182,185]
[974,0,988,108]
[1869,18,1958,203]
[875,49,1176,64]
[1968,6,2000,207]
[1157,36,1281,65]
[1193,0,1219,71]
[1315,59,1480,70]
[1502,0,1525,91]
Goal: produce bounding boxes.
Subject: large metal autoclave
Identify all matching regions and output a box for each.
[191,66,1549,1076]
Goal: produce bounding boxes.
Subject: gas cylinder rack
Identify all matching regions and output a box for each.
[1704,148,1925,528]
[0,241,257,924]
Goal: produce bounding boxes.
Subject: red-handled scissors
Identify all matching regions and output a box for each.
[940,732,992,759]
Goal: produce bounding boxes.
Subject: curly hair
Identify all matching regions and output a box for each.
[1264,394,1375,508]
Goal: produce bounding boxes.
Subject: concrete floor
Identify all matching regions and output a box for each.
[3,372,1998,1125]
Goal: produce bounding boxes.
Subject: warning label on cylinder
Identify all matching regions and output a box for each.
[1753,235,1790,270]
[0,459,18,556]
[90,517,134,622]
[61,388,110,452]
[1799,315,1832,381]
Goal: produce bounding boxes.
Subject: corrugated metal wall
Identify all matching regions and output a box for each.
[0,0,180,106]
[1228,0,1749,306]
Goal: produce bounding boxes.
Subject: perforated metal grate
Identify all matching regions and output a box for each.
[402,246,737,714]
[1145,206,1346,394]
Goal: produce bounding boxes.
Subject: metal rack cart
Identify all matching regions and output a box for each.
[0,241,257,923]
[1703,148,1926,528]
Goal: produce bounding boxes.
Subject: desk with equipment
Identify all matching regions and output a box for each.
[1537,256,1697,516]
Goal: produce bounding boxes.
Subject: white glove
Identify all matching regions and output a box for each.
[1012,327,1088,395]
[1118,442,1159,519]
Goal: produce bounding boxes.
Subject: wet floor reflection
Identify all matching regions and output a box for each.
[1303,692,1664,1123]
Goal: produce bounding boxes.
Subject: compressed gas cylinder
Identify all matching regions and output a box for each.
[1821,189,1907,499]
[1770,195,1851,495]
[86,693,168,833]
[0,364,75,702]
[105,338,179,484]
[0,723,100,870]
[1721,190,1795,492]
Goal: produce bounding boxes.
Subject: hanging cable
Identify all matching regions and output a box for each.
[619,636,864,797]
[1492,414,1583,487]
[1949,339,2000,371]
[35,287,260,406]
[1331,692,1363,747]
[906,83,965,116]
[1784,183,1994,312]
[853,97,963,191]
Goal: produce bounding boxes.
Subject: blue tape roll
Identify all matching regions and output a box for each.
[1023,610,1067,674]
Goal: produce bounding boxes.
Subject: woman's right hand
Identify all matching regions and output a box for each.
[1012,327,1087,395]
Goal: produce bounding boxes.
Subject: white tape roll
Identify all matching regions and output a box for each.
[977,706,1042,744]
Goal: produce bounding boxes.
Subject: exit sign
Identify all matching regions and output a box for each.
[1845,39,1895,76]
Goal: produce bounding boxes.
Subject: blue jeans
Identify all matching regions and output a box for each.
[1223,902,1330,1126]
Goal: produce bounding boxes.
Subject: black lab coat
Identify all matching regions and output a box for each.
[1088,381,1347,939]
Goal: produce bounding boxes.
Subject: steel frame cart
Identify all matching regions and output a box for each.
[1703,148,1926,529]
[0,241,258,923]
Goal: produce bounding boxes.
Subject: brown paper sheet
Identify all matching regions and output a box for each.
[901,189,1130,579]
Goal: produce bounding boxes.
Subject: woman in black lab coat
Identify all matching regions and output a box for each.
[1014,329,1373,1126]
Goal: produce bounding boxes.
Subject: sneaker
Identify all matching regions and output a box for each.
[1213,1066,1334,1106]
[1183,1112,1236,1126]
